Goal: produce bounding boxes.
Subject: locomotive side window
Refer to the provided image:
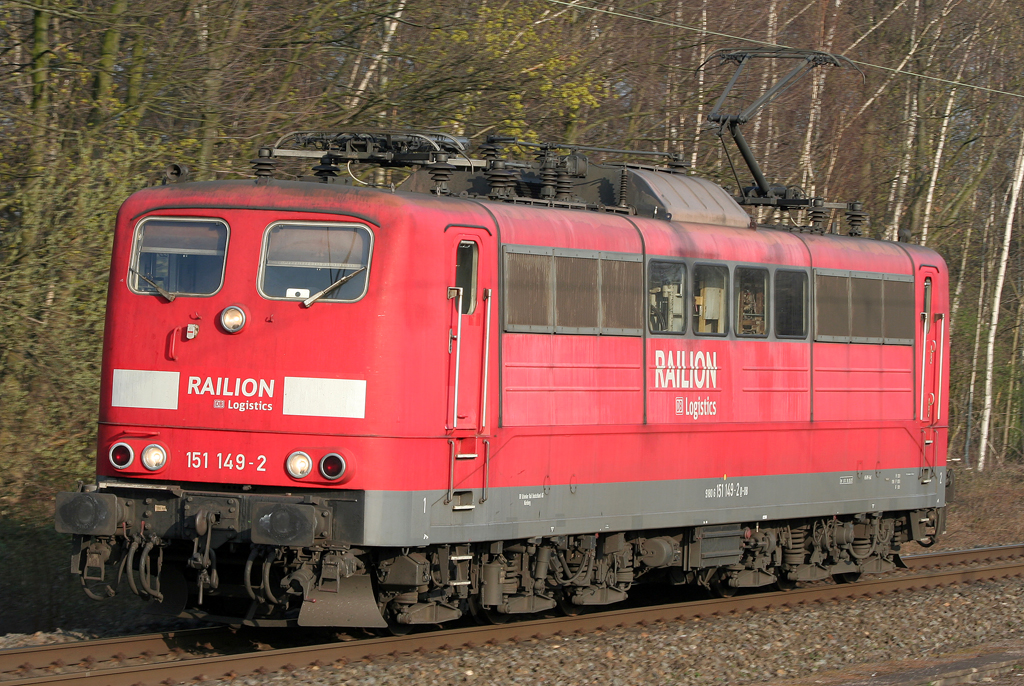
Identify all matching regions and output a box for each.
[259,222,372,302]
[505,250,554,332]
[455,241,478,314]
[130,218,228,297]
[693,264,729,335]
[648,261,686,334]
[883,277,915,342]
[775,270,807,337]
[555,256,600,333]
[735,267,768,336]
[600,258,643,334]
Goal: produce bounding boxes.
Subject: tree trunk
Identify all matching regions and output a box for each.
[346,0,407,114]
[198,1,250,180]
[964,195,998,465]
[1000,299,1024,462]
[89,0,128,126]
[689,0,707,173]
[978,133,1024,471]
[29,5,52,175]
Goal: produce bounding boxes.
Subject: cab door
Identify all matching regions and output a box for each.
[445,227,496,432]
[443,227,496,509]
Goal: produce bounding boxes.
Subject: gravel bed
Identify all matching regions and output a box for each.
[189,576,1024,686]
[0,617,206,651]
[4,576,1022,684]
[0,628,92,651]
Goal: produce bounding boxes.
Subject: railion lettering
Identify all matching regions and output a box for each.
[653,350,719,389]
[186,376,275,398]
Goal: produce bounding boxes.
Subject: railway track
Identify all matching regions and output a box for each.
[3,543,1022,686]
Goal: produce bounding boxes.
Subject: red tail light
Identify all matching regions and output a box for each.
[319,453,346,480]
[109,443,134,469]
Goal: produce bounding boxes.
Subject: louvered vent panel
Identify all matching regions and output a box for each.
[601,260,643,333]
[505,252,552,330]
[555,256,600,330]
[851,277,883,339]
[815,274,850,339]
[884,280,915,341]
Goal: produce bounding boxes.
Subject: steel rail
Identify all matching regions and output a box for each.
[4,544,1022,686]
[902,543,1024,567]
[0,626,230,676]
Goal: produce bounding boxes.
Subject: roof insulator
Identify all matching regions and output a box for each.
[539,148,558,200]
[427,153,457,196]
[250,148,276,185]
[478,136,508,162]
[312,154,340,180]
[555,168,574,201]
[846,201,868,237]
[809,197,828,233]
[485,160,518,199]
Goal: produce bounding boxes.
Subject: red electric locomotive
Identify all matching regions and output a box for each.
[54,51,949,628]
[53,127,948,628]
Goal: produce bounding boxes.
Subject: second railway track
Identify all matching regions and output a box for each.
[4,544,1022,686]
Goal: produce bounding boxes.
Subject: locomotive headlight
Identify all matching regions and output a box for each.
[220,305,247,333]
[109,442,134,469]
[319,453,347,480]
[140,444,168,471]
[286,451,313,479]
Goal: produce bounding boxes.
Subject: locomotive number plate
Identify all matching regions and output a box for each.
[186,451,267,472]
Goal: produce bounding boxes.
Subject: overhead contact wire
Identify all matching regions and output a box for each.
[545,0,1024,100]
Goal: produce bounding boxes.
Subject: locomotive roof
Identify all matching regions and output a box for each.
[123,175,750,231]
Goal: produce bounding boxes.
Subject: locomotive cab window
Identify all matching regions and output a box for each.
[130,217,228,297]
[693,264,728,335]
[922,277,933,332]
[648,261,686,333]
[455,241,478,314]
[260,222,372,302]
[775,270,808,338]
[736,267,768,336]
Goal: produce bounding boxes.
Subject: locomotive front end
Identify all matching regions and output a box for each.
[54,180,435,627]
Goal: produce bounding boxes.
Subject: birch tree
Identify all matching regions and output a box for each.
[978,132,1024,471]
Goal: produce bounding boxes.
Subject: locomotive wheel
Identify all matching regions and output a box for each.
[711,580,737,598]
[774,575,798,591]
[832,571,862,584]
[469,596,511,624]
[385,620,414,636]
[556,590,588,616]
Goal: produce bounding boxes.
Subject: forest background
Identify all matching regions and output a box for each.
[1,0,1024,629]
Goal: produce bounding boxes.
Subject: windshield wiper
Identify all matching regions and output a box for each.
[302,266,367,308]
[129,267,176,302]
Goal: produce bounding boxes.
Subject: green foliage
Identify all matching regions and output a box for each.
[1,0,1024,518]
[0,131,178,516]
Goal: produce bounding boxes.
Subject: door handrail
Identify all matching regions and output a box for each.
[935,313,945,423]
[447,286,464,430]
[480,289,492,431]
[445,439,456,504]
[918,312,929,422]
[480,439,490,503]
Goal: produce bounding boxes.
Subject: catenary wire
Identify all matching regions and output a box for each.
[544,0,1024,100]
